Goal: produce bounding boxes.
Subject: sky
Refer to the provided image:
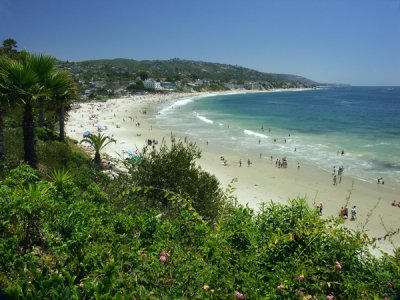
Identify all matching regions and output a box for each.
[1,0,399,86]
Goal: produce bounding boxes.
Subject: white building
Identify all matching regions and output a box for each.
[144,79,162,90]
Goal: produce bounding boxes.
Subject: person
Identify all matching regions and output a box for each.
[247,158,251,167]
[343,206,349,219]
[297,162,300,169]
[333,175,337,185]
[339,207,344,217]
[319,202,323,216]
[338,166,344,176]
[392,200,397,206]
[351,206,357,221]
[333,166,336,175]
[239,159,242,167]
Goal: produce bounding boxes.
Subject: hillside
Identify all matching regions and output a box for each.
[60,58,317,97]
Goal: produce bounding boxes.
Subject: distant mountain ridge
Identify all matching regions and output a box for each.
[64,58,317,86]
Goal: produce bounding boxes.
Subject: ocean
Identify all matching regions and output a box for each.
[150,87,400,185]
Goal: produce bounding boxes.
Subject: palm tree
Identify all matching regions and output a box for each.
[47,70,78,141]
[0,53,41,168]
[31,53,56,128]
[80,133,115,168]
[0,51,57,168]
[22,53,57,168]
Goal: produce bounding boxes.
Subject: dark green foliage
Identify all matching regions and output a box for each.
[36,126,59,141]
[0,163,399,299]
[129,137,223,220]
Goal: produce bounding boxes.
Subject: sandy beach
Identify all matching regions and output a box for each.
[66,92,400,255]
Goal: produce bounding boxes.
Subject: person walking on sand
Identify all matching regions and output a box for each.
[239,159,242,167]
[351,206,357,220]
[247,158,251,167]
[319,202,323,216]
[333,175,337,185]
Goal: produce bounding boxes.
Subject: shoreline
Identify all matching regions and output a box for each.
[66,91,400,255]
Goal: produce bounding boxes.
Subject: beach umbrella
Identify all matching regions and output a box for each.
[123,150,141,164]
[129,155,142,164]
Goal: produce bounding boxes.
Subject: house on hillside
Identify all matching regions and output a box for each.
[144,79,162,90]
[161,81,177,90]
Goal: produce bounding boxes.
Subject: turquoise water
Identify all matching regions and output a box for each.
[151,87,400,185]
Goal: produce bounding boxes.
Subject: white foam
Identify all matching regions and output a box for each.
[194,113,213,124]
[158,98,194,115]
[243,129,268,139]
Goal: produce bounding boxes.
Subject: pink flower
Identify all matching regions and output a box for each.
[297,274,305,281]
[299,291,305,296]
[159,255,167,263]
[277,284,285,290]
[387,282,393,289]
[160,251,167,257]
[335,261,342,270]
[141,253,148,259]
[326,296,334,300]
[234,291,244,299]
[202,285,210,291]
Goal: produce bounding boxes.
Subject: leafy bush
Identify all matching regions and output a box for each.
[35,127,59,141]
[129,137,224,220]
[0,160,400,299]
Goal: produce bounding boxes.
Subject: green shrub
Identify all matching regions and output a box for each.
[0,165,399,299]
[129,137,224,220]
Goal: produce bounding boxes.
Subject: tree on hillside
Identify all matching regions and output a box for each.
[1,38,19,59]
[80,133,115,168]
[2,38,17,52]
[138,70,149,81]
